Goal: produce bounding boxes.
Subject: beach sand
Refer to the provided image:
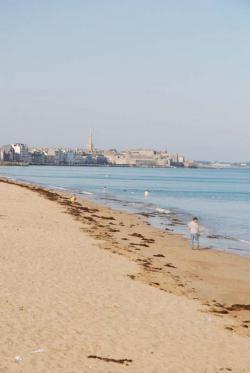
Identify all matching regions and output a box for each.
[0,179,249,372]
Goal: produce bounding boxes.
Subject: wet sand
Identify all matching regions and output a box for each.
[0,178,250,372]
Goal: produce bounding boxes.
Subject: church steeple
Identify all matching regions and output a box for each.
[87,130,94,153]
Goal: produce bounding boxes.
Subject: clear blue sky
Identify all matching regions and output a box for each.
[0,0,249,161]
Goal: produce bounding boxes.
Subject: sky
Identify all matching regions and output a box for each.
[0,0,250,161]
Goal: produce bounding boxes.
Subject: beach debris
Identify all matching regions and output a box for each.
[209,303,250,320]
[15,356,23,363]
[128,274,136,280]
[129,242,149,247]
[226,304,250,311]
[225,326,234,331]
[87,355,132,365]
[164,263,177,269]
[70,194,77,203]
[14,348,46,364]
[130,232,144,238]
[93,215,115,220]
[31,348,46,354]
[129,233,155,244]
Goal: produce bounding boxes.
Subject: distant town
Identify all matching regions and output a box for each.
[0,132,249,169]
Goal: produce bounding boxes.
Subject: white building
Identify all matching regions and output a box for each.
[12,143,31,163]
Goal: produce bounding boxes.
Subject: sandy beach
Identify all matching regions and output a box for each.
[0,178,250,373]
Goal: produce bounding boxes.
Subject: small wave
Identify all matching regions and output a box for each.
[206,233,240,241]
[228,246,250,252]
[81,191,93,195]
[210,235,250,245]
[50,185,67,190]
[239,239,250,245]
[155,207,171,214]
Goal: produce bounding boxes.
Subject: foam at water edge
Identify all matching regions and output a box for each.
[50,185,67,190]
[239,239,250,245]
[81,191,93,195]
[155,207,171,214]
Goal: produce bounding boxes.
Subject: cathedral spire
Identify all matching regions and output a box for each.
[87,130,94,153]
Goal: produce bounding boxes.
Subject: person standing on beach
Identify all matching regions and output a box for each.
[188,217,200,249]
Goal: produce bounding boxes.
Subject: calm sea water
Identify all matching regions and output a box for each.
[1,166,250,257]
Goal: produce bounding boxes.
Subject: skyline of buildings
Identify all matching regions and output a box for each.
[0,131,187,168]
[0,131,249,169]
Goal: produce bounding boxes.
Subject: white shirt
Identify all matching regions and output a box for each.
[188,221,199,234]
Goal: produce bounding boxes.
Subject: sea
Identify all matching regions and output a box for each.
[1,165,250,257]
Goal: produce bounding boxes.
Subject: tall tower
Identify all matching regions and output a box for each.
[87,130,94,153]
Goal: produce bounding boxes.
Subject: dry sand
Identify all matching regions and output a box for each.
[0,179,250,373]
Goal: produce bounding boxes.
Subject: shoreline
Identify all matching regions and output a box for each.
[2,173,250,259]
[1,176,250,338]
[1,168,250,259]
